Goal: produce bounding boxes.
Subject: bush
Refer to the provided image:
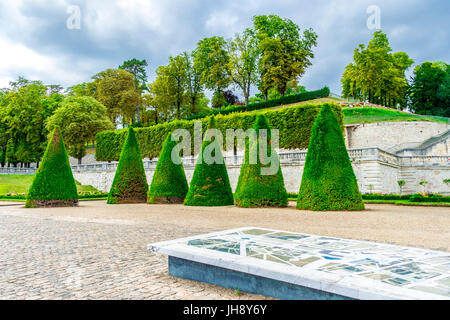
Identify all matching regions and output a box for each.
[25,127,79,208]
[186,87,330,120]
[297,104,364,211]
[148,133,189,204]
[362,194,410,201]
[96,101,343,161]
[234,114,288,207]
[107,127,148,204]
[184,117,234,206]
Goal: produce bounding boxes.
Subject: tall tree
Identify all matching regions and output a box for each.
[166,55,188,119]
[194,36,231,109]
[93,68,139,125]
[183,51,203,114]
[341,30,413,108]
[1,79,55,167]
[46,96,114,164]
[119,59,149,123]
[252,15,318,98]
[409,61,449,116]
[228,30,259,105]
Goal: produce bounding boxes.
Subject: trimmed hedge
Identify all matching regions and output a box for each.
[148,133,189,204]
[234,114,288,207]
[186,87,330,120]
[96,102,343,161]
[25,127,79,208]
[184,117,234,206]
[297,104,364,211]
[107,127,148,204]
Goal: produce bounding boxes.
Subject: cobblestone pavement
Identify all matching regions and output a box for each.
[0,211,270,300]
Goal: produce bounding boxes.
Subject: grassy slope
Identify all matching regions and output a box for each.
[342,107,449,124]
[0,174,98,194]
[262,97,448,124]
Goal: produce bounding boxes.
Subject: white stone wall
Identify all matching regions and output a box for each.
[72,156,450,196]
[345,121,449,151]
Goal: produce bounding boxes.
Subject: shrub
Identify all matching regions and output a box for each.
[184,117,234,206]
[148,133,189,204]
[297,104,364,211]
[107,127,148,204]
[25,127,79,208]
[96,101,343,161]
[186,87,330,120]
[234,114,288,207]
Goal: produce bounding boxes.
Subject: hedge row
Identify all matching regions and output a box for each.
[186,87,330,120]
[362,193,450,202]
[96,102,343,161]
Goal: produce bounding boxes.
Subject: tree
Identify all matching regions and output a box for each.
[148,133,189,203]
[194,36,231,108]
[107,127,148,204]
[66,82,97,97]
[5,139,18,167]
[119,59,149,123]
[166,55,188,119]
[222,90,239,105]
[228,30,259,105]
[234,114,288,207]
[409,61,449,116]
[297,104,364,211]
[148,67,177,123]
[184,117,234,206]
[46,96,114,164]
[252,15,318,98]
[0,79,55,167]
[93,68,139,125]
[341,30,413,108]
[183,51,204,115]
[25,127,78,208]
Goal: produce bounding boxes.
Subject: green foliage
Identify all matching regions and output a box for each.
[342,107,449,124]
[148,133,189,203]
[107,127,148,204]
[234,114,288,207]
[184,117,234,206]
[297,104,364,211]
[96,101,343,161]
[341,30,414,108]
[25,127,78,207]
[194,36,231,96]
[93,68,139,125]
[252,15,318,97]
[186,87,330,119]
[46,96,114,163]
[0,148,5,166]
[0,78,61,166]
[409,61,449,117]
[228,29,259,105]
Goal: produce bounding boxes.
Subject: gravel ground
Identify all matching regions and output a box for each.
[0,200,448,300]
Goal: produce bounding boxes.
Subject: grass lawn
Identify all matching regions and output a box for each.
[0,174,99,194]
[342,107,448,124]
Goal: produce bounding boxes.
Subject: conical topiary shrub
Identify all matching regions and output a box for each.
[25,127,78,208]
[148,133,189,204]
[184,117,234,206]
[234,114,288,207]
[107,127,148,204]
[297,104,364,211]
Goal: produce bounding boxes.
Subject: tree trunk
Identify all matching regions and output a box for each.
[135,100,141,123]
[78,158,82,165]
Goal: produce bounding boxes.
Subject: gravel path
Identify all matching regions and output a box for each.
[0,201,448,299]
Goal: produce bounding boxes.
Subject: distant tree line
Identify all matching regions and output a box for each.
[341,30,449,117]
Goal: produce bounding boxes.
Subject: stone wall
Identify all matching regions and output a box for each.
[344,121,449,152]
[68,148,450,196]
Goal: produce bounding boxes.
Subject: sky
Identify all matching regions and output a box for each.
[0,0,448,98]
